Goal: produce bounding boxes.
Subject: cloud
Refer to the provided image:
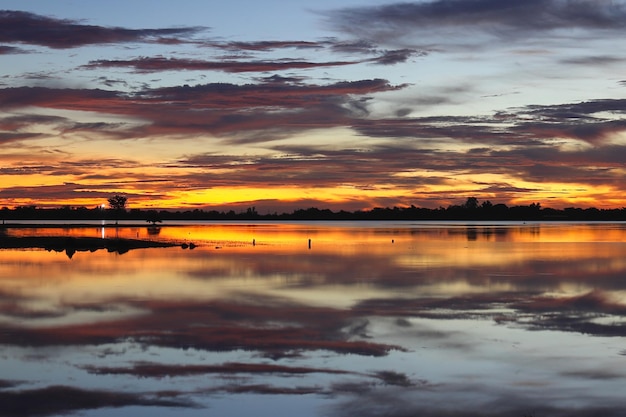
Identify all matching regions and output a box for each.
[0,114,68,129]
[26,80,399,147]
[0,132,44,144]
[561,368,626,381]
[0,385,195,417]
[84,56,359,73]
[0,86,122,111]
[329,387,626,417]
[348,289,626,339]
[0,10,205,49]
[561,55,626,66]
[213,40,323,51]
[0,380,22,389]
[82,361,421,399]
[328,39,376,54]
[0,183,110,200]
[83,361,354,378]
[325,0,626,44]
[369,49,425,65]
[83,49,423,73]
[0,45,27,54]
[212,384,324,395]
[519,98,626,123]
[514,290,626,315]
[351,97,626,145]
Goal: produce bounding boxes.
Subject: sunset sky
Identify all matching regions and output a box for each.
[1,0,626,211]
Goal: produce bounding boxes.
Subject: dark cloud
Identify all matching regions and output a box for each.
[330,388,626,417]
[0,157,146,180]
[328,39,376,54]
[561,55,626,66]
[144,78,401,104]
[0,86,122,110]
[351,98,626,145]
[83,361,421,396]
[325,0,626,43]
[0,385,194,417]
[369,49,425,65]
[0,44,26,54]
[352,115,516,143]
[7,78,623,157]
[0,79,401,118]
[511,119,626,145]
[83,361,354,378]
[254,74,307,84]
[0,380,22,389]
[214,40,323,51]
[0,183,130,202]
[93,76,131,89]
[522,98,626,119]
[371,371,415,387]
[84,56,359,73]
[213,384,323,395]
[84,50,423,74]
[0,114,68,129]
[0,131,44,144]
[0,10,205,49]
[561,369,626,381]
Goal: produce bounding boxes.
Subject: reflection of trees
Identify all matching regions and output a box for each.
[466,227,511,241]
[147,227,161,236]
[0,236,178,257]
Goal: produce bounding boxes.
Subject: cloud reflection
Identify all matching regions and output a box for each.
[0,385,195,417]
[0,297,401,357]
[3,224,626,415]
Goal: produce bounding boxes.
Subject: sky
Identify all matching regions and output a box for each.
[1,0,626,211]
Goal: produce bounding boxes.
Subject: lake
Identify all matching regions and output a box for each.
[2,221,626,416]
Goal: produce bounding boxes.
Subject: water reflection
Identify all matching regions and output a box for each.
[1,222,626,416]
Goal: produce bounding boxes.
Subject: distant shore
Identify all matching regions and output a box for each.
[2,200,626,222]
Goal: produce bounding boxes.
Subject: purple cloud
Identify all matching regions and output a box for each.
[0,10,205,49]
[83,56,359,73]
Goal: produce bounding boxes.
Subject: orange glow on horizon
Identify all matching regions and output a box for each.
[2,160,626,210]
[3,186,626,211]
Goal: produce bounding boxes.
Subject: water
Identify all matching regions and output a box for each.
[2,221,626,416]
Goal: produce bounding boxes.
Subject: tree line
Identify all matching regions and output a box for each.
[2,197,626,222]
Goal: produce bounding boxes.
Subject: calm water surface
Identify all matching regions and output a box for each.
[2,221,626,416]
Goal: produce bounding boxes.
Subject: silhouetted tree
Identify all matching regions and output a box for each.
[108,195,127,211]
[145,210,162,225]
[107,195,127,225]
[464,197,479,210]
